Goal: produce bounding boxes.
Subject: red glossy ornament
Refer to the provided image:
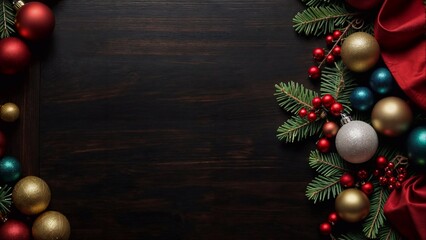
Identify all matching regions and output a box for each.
[322,121,339,138]
[326,54,335,64]
[313,48,325,61]
[340,173,355,187]
[308,66,321,80]
[0,219,31,240]
[307,111,317,122]
[319,222,332,235]
[389,177,397,185]
[361,182,374,195]
[15,2,55,41]
[376,156,388,169]
[397,173,406,182]
[357,169,368,180]
[345,0,383,11]
[373,169,381,176]
[395,181,402,189]
[332,30,342,40]
[330,102,343,116]
[388,184,395,191]
[321,94,335,108]
[397,167,407,174]
[328,212,339,223]
[299,108,308,118]
[0,37,31,75]
[379,176,388,185]
[325,35,334,46]
[332,46,341,56]
[385,170,393,177]
[0,130,5,157]
[312,97,322,109]
[316,138,331,153]
[387,162,395,169]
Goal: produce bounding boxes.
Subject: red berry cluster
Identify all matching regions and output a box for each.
[319,212,339,236]
[308,30,343,80]
[374,156,407,191]
[298,94,344,122]
[339,170,374,196]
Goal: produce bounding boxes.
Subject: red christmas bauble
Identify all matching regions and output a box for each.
[0,220,31,240]
[345,0,383,11]
[316,138,331,153]
[328,212,339,223]
[319,222,332,235]
[357,169,368,180]
[15,2,55,41]
[326,54,335,64]
[332,46,341,57]
[330,102,343,116]
[340,173,355,187]
[376,156,388,169]
[307,111,317,122]
[308,66,321,80]
[332,30,342,40]
[325,35,334,46]
[321,94,335,108]
[0,37,31,75]
[322,121,339,138]
[312,97,322,109]
[313,48,325,61]
[361,182,374,195]
[299,108,308,118]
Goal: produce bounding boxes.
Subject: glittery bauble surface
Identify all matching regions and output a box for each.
[335,188,370,222]
[0,219,31,240]
[0,103,20,122]
[341,32,380,72]
[12,176,51,215]
[32,211,70,240]
[0,37,31,75]
[335,120,378,163]
[350,87,374,111]
[370,67,394,94]
[0,156,21,183]
[371,97,412,137]
[15,2,55,41]
[407,126,426,170]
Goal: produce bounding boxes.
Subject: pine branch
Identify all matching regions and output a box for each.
[309,150,350,176]
[277,115,323,143]
[320,61,356,114]
[293,5,358,36]
[0,0,15,39]
[275,81,318,114]
[379,224,402,240]
[0,185,12,215]
[306,174,342,203]
[301,0,338,7]
[362,183,390,239]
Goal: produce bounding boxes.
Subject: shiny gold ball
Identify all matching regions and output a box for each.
[341,32,380,72]
[371,97,412,137]
[0,102,20,122]
[12,176,51,215]
[335,188,370,222]
[32,211,71,240]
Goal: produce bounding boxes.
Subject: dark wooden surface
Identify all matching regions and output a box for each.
[33,0,329,239]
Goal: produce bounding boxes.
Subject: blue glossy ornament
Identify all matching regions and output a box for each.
[350,87,374,111]
[407,126,426,170]
[370,67,394,94]
[0,156,21,182]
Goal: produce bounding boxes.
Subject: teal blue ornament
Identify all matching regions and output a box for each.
[350,87,374,111]
[370,67,394,94]
[0,156,21,183]
[407,126,426,170]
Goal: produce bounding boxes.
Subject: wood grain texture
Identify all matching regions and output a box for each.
[38,1,329,239]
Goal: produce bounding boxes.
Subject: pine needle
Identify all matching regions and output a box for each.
[362,183,390,239]
[0,185,12,215]
[0,0,16,39]
[275,81,318,114]
[306,174,342,203]
[309,150,350,176]
[301,0,337,7]
[277,115,323,143]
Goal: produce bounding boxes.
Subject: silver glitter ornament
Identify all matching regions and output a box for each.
[335,115,378,164]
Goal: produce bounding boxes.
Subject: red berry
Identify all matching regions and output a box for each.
[361,182,374,196]
[340,173,355,188]
[387,162,395,169]
[357,170,368,180]
[373,169,381,177]
[312,97,322,109]
[319,222,332,235]
[316,138,331,153]
[321,94,335,108]
[379,176,388,185]
[389,177,397,184]
[326,54,335,64]
[313,48,326,61]
[328,212,339,224]
[332,46,341,56]
[395,181,402,189]
[376,156,388,169]
[299,108,308,118]
[388,184,395,191]
[325,35,334,46]
[397,167,407,174]
[397,173,406,182]
[308,66,321,80]
[385,170,393,177]
[330,102,343,116]
[332,30,342,40]
[307,111,317,122]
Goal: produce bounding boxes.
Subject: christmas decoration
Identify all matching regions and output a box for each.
[335,188,370,222]
[335,115,378,164]
[328,212,338,223]
[316,138,330,153]
[329,102,343,116]
[0,1,15,38]
[371,97,412,137]
[15,1,55,41]
[0,156,21,182]
[339,173,354,188]
[321,94,335,108]
[319,222,332,235]
[312,48,325,61]
[311,96,322,109]
[369,67,394,95]
[349,87,374,111]
[32,211,71,240]
[322,121,338,138]
[0,102,20,122]
[0,37,30,75]
[308,66,321,80]
[361,182,374,196]
[12,176,51,215]
[0,219,31,240]
[407,126,426,170]
[341,32,380,72]
[0,185,12,216]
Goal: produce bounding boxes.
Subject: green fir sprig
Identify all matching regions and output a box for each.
[0,0,16,39]
[306,174,342,203]
[301,0,337,7]
[362,184,390,239]
[308,150,350,176]
[277,115,323,143]
[275,81,317,114]
[0,185,12,216]
[378,224,402,240]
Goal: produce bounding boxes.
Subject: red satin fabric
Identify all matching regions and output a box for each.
[374,0,426,110]
[384,175,426,240]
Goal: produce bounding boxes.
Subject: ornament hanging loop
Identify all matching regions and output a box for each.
[392,155,409,167]
[12,0,25,10]
[351,18,365,30]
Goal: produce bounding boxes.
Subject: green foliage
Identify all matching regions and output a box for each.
[275,81,317,114]
[379,224,402,240]
[0,185,12,215]
[0,0,16,39]
[277,115,323,143]
[293,5,358,36]
[306,174,342,203]
[301,0,337,7]
[362,183,390,239]
[309,150,350,176]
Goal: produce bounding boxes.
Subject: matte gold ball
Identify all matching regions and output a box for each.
[12,176,51,215]
[371,97,412,137]
[32,211,71,240]
[335,188,370,222]
[341,32,380,72]
[0,102,20,122]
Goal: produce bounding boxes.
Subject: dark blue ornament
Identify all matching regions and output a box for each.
[0,156,21,183]
[350,87,374,111]
[370,67,394,94]
[407,126,426,170]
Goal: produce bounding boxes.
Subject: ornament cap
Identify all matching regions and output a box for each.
[340,114,352,125]
[13,0,25,10]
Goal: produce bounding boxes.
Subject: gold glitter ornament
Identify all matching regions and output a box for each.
[371,97,412,137]
[12,176,51,215]
[335,188,370,222]
[341,32,380,72]
[0,102,20,122]
[32,211,71,240]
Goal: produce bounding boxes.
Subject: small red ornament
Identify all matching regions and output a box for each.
[312,97,322,109]
[387,162,395,170]
[397,167,407,174]
[397,173,406,182]
[299,108,308,118]
[308,66,321,80]
[0,37,31,75]
[328,212,339,223]
[395,181,402,189]
[340,173,355,187]
[376,156,388,169]
[325,35,334,46]
[361,182,374,195]
[373,169,381,176]
[319,222,332,235]
[388,177,397,185]
[307,111,317,122]
[357,169,368,180]
[388,184,395,191]
[313,48,325,61]
[0,219,31,240]
[322,121,339,138]
[15,2,55,41]
[321,94,335,108]
[332,46,341,56]
[326,54,335,64]
[379,176,388,186]
[385,170,393,177]
[330,102,343,116]
[332,30,342,40]
[316,138,331,153]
